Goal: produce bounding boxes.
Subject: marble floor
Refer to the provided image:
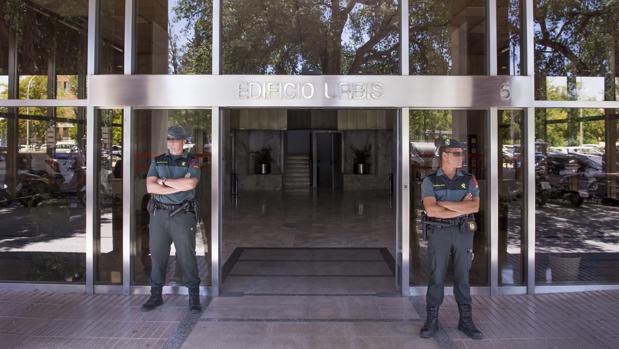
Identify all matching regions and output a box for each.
[222,190,396,270]
[221,190,396,294]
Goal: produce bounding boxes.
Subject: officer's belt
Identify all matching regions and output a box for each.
[153,201,187,211]
[428,215,472,226]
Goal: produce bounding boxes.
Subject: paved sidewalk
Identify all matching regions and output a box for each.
[0,289,617,348]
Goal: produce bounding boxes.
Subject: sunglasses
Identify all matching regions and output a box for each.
[445,151,464,157]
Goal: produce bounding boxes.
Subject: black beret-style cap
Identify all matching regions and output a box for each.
[167,125,188,140]
[439,138,465,150]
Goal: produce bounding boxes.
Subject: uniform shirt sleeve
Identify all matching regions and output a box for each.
[420,177,435,199]
[468,176,480,198]
[187,157,201,179]
[146,160,158,178]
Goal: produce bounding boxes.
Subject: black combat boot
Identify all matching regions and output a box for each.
[419,305,439,338]
[457,303,483,340]
[188,288,202,314]
[141,287,164,312]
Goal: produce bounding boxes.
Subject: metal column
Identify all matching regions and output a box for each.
[400,108,410,296]
[523,0,536,295]
[85,0,100,295]
[487,0,499,294]
[210,107,222,296]
[488,108,499,295]
[122,0,135,295]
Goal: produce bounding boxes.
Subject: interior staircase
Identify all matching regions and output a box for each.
[284,154,311,192]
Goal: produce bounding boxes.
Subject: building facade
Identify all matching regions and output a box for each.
[0,0,618,296]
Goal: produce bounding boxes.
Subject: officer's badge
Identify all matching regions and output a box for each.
[467,220,477,233]
[181,161,186,166]
[460,183,466,189]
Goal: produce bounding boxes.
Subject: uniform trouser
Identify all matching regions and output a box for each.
[149,209,200,289]
[426,224,474,307]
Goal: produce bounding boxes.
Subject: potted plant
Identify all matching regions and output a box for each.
[351,144,372,175]
[253,147,273,175]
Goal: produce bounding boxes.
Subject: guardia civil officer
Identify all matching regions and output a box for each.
[419,138,483,340]
[141,125,202,313]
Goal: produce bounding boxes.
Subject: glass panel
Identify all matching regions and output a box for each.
[99,0,125,74]
[0,108,7,209]
[498,110,524,285]
[497,0,523,75]
[535,1,619,101]
[136,0,212,74]
[0,107,86,283]
[16,1,88,99]
[409,110,488,286]
[0,77,7,100]
[222,1,400,74]
[132,110,212,287]
[409,0,487,75]
[19,75,48,100]
[536,108,619,284]
[0,3,7,100]
[97,109,123,284]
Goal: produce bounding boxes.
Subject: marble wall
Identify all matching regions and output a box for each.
[232,130,284,191]
[342,129,393,191]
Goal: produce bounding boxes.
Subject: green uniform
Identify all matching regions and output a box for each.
[421,168,480,307]
[146,151,201,289]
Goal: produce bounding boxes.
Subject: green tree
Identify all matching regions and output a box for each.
[215,0,399,74]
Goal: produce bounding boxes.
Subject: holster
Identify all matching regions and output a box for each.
[169,201,191,217]
[191,200,200,222]
[146,198,156,216]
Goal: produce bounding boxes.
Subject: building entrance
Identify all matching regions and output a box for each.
[220,108,398,295]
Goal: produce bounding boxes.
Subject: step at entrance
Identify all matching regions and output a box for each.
[221,248,396,295]
[284,154,311,192]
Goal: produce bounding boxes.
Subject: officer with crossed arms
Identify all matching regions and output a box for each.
[419,138,483,340]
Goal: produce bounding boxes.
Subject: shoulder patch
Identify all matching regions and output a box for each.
[189,157,200,168]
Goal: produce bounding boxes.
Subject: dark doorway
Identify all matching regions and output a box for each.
[222,108,397,295]
[314,132,343,191]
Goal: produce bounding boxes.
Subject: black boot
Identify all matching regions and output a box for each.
[419,305,439,338]
[141,287,163,312]
[188,287,202,314]
[457,304,483,340]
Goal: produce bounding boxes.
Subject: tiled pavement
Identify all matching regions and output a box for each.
[0,289,618,348]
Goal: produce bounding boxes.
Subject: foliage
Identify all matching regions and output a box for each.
[409,110,452,142]
[534,0,619,99]
[253,147,273,164]
[220,0,399,74]
[350,143,372,164]
[170,0,213,74]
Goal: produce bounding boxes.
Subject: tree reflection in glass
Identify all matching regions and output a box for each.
[222,0,400,74]
[409,0,487,75]
[535,0,619,101]
[136,0,213,74]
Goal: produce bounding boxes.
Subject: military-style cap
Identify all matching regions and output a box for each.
[167,125,187,140]
[439,138,465,150]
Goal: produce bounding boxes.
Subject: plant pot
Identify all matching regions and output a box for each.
[354,163,369,175]
[256,162,271,175]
